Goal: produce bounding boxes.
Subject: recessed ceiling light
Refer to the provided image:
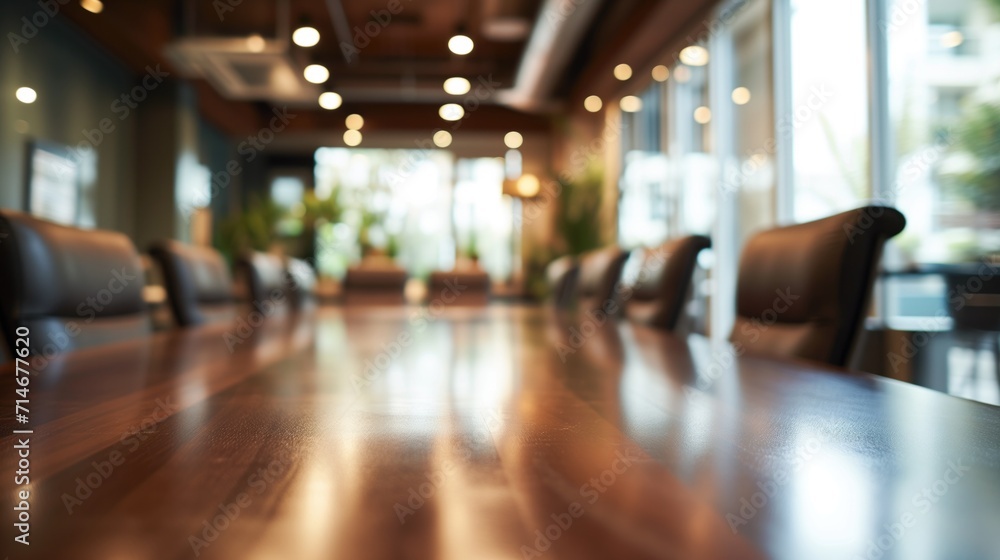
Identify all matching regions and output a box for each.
[80,0,103,14]
[293,26,320,48]
[504,131,523,149]
[482,17,530,41]
[345,114,364,130]
[673,65,691,83]
[246,34,266,53]
[614,63,633,81]
[303,64,329,84]
[439,103,464,121]
[584,95,603,113]
[443,77,471,95]
[319,92,342,110]
[620,96,643,113]
[651,65,669,82]
[731,87,751,105]
[516,174,540,197]
[694,106,712,124]
[940,31,963,48]
[448,34,474,55]
[343,129,362,147]
[15,87,36,104]
[679,45,709,66]
[433,130,452,148]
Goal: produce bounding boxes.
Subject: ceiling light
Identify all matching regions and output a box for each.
[303,64,329,84]
[652,65,669,82]
[482,18,530,41]
[620,96,643,113]
[443,77,471,95]
[679,45,709,66]
[433,130,452,148]
[731,87,751,105]
[940,31,963,48]
[673,65,691,83]
[448,35,474,55]
[614,63,633,81]
[80,0,103,14]
[516,174,540,198]
[694,106,712,124]
[15,87,36,104]
[345,114,364,130]
[246,34,265,52]
[343,129,362,147]
[504,131,523,149]
[319,92,342,110]
[584,95,603,113]
[293,26,320,48]
[439,103,464,121]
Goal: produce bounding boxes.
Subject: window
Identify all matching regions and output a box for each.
[314,148,455,279]
[789,0,871,221]
[886,0,1000,266]
[454,158,514,281]
[671,58,717,236]
[731,0,776,243]
[618,83,670,247]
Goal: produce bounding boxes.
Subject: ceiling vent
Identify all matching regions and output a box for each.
[164,37,320,104]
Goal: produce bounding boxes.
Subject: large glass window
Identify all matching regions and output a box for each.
[454,158,514,280]
[314,148,454,279]
[671,58,717,235]
[789,0,871,221]
[618,83,670,248]
[886,0,1000,266]
[731,0,776,243]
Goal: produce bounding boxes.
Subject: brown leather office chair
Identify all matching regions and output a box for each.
[0,210,150,355]
[576,246,629,314]
[730,206,906,367]
[546,255,579,309]
[149,240,235,327]
[625,235,711,331]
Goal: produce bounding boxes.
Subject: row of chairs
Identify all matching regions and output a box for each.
[547,206,906,368]
[0,210,316,357]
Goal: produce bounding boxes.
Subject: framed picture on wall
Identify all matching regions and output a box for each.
[24,140,81,225]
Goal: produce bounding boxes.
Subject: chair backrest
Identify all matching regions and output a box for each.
[285,257,318,309]
[0,210,150,354]
[236,251,288,306]
[427,270,490,305]
[730,206,906,367]
[343,261,408,305]
[944,267,1000,332]
[546,255,579,308]
[576,246,629,313]
[625,235,711,331]
[149,240,234,327]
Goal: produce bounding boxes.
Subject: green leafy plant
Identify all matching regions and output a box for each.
[217,195,284,261]
[555,168,605,256]
[386,234,400,259]
[940,101,1000,211]
[464,232,480,262]
[217,191,344,264]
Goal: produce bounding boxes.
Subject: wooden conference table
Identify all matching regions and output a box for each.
[2,305,999,560]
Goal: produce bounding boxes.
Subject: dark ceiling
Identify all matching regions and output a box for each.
[187,0,544,91]
[54,0,719,137]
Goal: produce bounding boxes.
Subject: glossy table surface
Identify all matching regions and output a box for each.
[3,305,1000,560]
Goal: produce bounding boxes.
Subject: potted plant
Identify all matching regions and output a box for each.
[466,232,480,267]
